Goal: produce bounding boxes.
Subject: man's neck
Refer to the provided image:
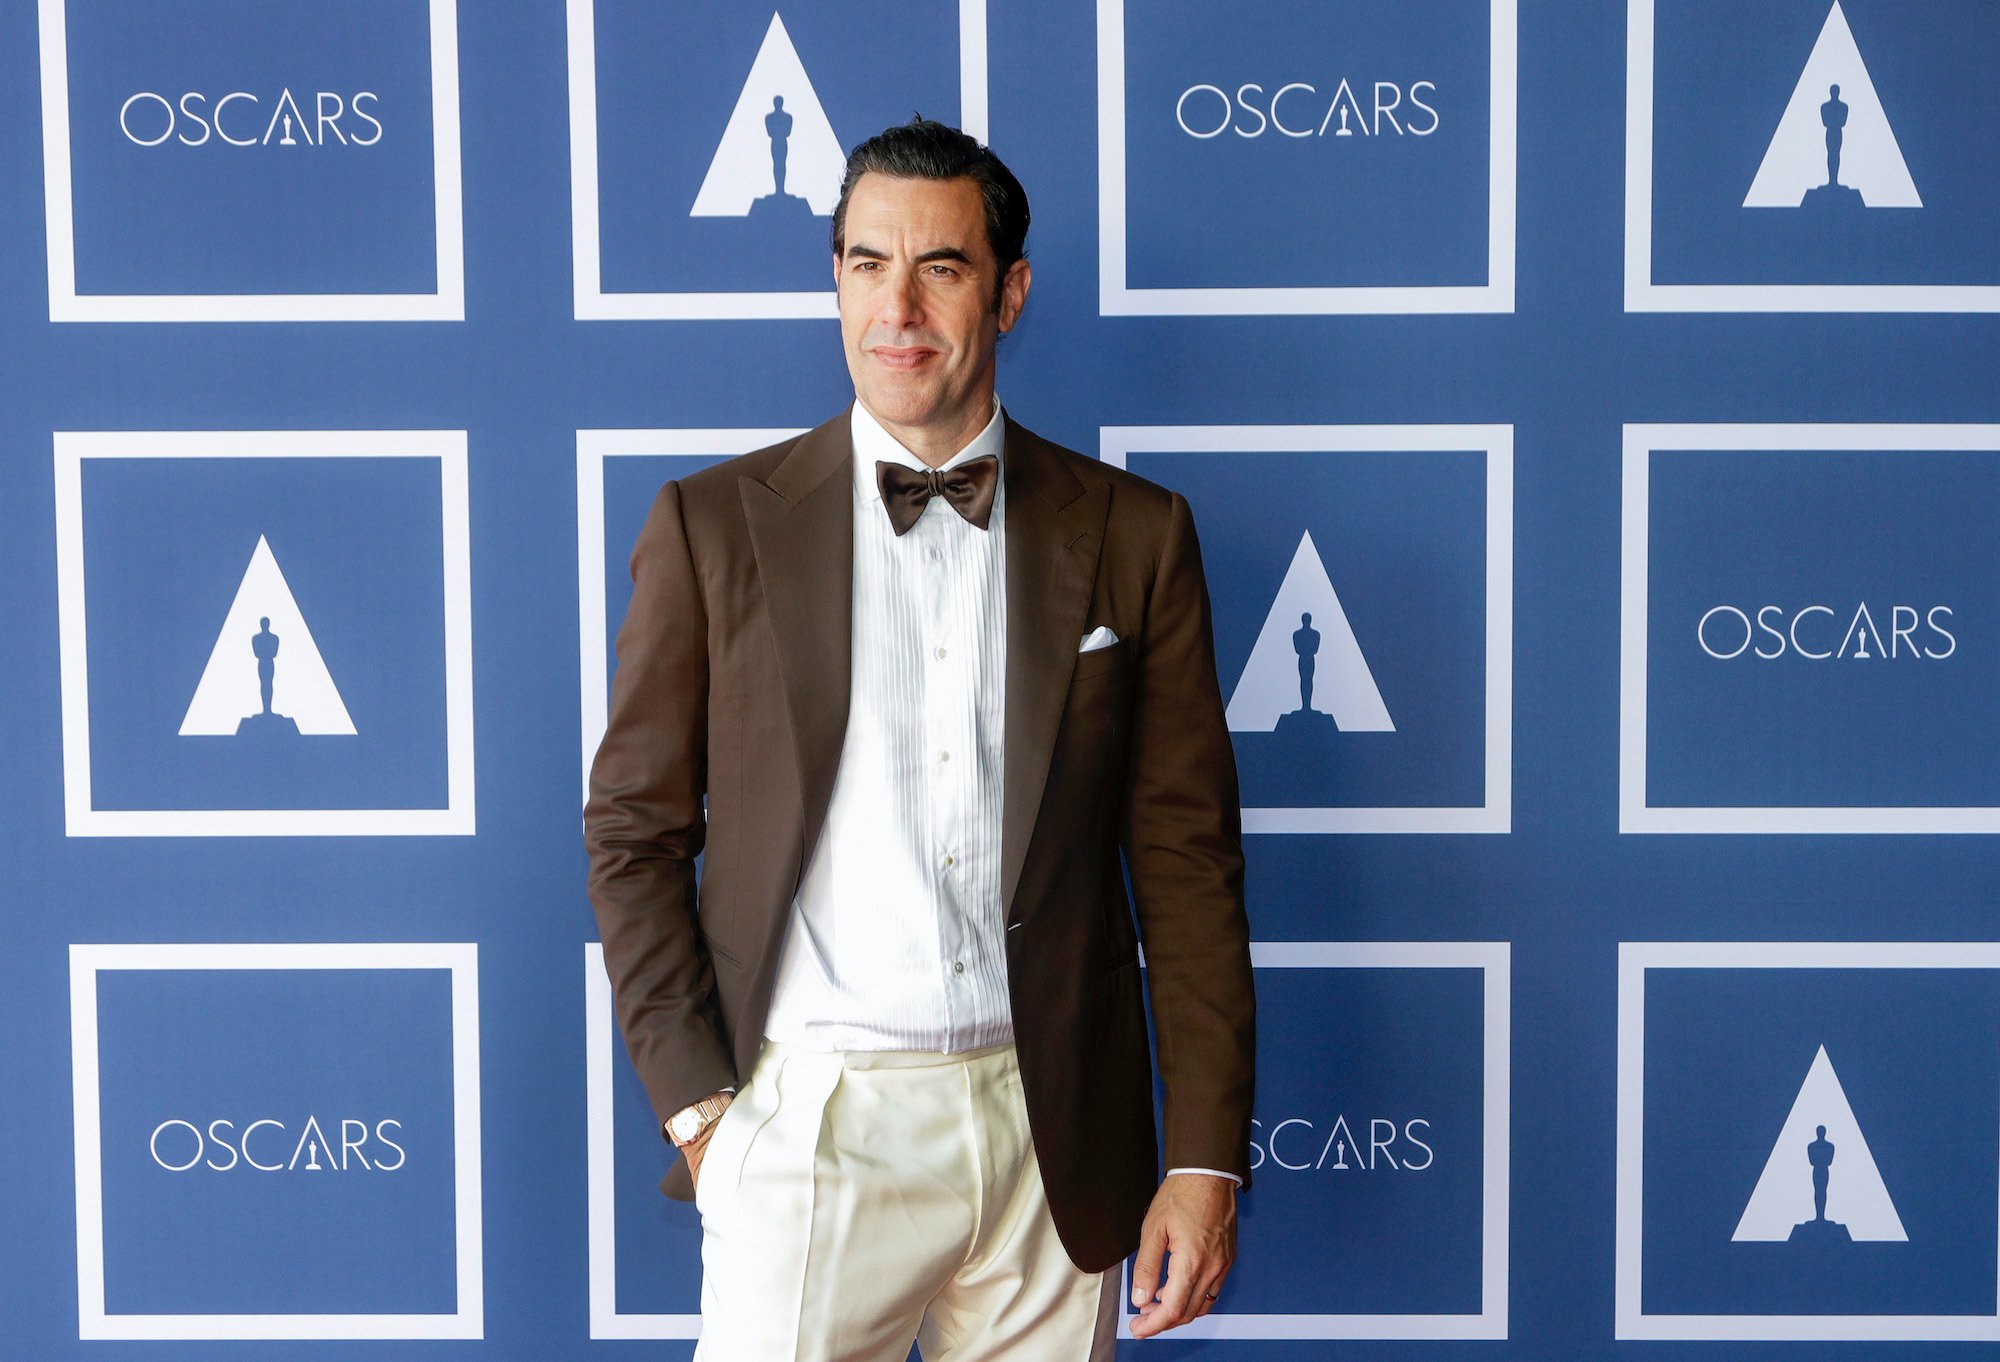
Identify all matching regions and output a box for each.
[859,392,1000,468]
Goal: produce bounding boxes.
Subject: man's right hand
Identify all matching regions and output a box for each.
[683,1121,718,1189]
[675,1091,734,1192]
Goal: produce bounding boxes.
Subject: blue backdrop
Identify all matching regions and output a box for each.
[6,0,1999,1357]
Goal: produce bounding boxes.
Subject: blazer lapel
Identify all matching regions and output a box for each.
[739,406,1107,924]
[1000,417,1110,924]
[740,411,854,882]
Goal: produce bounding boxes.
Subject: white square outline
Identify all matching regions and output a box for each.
[1619,423,2000,833]
[584,941,698,1338]
[566,0,989,320]
[69,942,484,1340]
[37,0,465,323]
[576,428,807,804]
[1120,940,1511,1340]
[585,940,1509,1341]
[53,429,477,837]
[1624,0,2000,312]
[1615,941,2000,1341]
[1101,425,1514,834]
[1096,0,1517,315]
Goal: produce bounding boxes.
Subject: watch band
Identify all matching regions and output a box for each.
[666,1092,732,1147]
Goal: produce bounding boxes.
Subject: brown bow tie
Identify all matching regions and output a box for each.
[875,455,999,536]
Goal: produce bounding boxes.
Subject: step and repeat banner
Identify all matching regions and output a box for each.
[4,0,1997,1357]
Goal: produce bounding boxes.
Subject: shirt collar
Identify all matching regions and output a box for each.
[852,396,1005,506]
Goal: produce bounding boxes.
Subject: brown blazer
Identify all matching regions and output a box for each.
[584,406,1255,1272]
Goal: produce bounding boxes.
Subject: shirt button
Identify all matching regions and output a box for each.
[952,961,965,974]
[935,645,947,659]
[939,750,951,763]
[943,854,955,867]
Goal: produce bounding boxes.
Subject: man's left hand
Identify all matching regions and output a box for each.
[1128,1172,1237,1338]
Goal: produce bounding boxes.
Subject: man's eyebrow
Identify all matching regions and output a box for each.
[841,244,976,266]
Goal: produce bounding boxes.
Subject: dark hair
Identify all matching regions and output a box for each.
[831,116,1030,309]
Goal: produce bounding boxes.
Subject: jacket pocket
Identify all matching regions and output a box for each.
[1097,944,1140,977]
[1072,636,1133,682]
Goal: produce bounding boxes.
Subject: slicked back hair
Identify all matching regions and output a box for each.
[831,116,1030,311]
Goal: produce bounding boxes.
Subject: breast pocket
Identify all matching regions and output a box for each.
[1072,636,1133,683]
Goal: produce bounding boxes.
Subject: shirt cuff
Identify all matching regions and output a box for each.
[1165,1166,1243,1186]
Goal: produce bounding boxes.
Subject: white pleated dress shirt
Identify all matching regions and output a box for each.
[761,398,1013,1053]
[754,398,1241,1187]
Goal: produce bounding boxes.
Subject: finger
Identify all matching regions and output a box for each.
[1191,1267,1228,1318]
[1154,1248,1204,1330]
[1129,1298,1178,1340]
[1130,1222,1167,1307]
[1201,1255,1232,1303]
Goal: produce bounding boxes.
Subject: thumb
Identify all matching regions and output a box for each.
[1131,1218,1168,1307]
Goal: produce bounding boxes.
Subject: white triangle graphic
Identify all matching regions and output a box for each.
[689,12,845,217]
[179,535,356,737]
[1732,1045,1908,1242]
[1744,1,1920,207]
[1225,531,1393,733]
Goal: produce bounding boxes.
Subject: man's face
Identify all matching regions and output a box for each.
[835,172,1029,446]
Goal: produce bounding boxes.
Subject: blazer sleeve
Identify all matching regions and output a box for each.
[584,479,737,1136]
[1118,489,1257,1187]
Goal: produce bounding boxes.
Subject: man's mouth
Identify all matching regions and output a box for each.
[869,346,938,371]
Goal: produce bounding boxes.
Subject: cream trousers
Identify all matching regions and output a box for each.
[691,1038,1118,1362]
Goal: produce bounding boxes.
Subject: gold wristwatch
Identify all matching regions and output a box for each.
[666,1092,732,1148]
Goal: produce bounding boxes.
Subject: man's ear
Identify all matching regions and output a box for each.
[997,257,1032,334]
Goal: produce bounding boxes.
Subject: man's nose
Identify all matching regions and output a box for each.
[877,266,924,326]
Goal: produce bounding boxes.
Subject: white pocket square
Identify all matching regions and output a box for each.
[1078,625,1120,653]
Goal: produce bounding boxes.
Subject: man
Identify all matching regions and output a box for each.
[585,117,1254,1359]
